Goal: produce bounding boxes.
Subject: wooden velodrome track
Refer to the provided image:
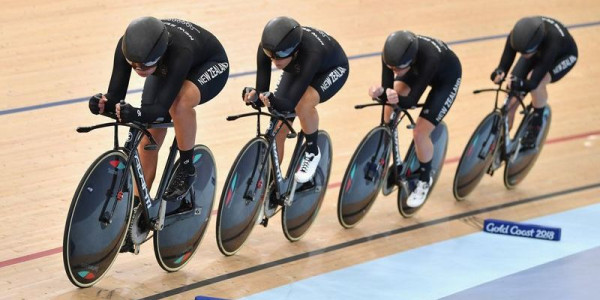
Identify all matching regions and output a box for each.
[1,0,599,298]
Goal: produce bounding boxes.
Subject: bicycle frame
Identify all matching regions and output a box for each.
[76,120,179,231]
[474,85,528,169]
[227,105,301,206]
[355,100,421,181]
[268,119,305,204]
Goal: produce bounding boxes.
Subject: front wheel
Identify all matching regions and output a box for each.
[453,112,502,201]
[504,106,552,188]
[154,145,217,271]
[398,121,449,217]
[216,138,271,256]
[282,131,333,241]
[337,126,391,228]
[63,150,134,288]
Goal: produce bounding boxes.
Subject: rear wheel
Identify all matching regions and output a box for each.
[282,131,332,241]
[504,106,552,188]
[216,138,271,256]
[398,122,449,217]
[337,126,391,228]
[154,145,216,271]
[453,112,502,201]
[63,151,134,288]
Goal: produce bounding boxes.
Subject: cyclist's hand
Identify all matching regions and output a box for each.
[116,102,141,123]
[508,75,526,92]
[368,85,384,98]
[88,93,107,115]
[385,88,399,104]
[242,87,258,104]
[490,68,505,84]
[258,92,272,107]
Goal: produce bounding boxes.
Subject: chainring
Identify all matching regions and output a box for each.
[128,203,150,245]
[263,185,280,219]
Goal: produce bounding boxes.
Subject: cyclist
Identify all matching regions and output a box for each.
[242,16,349,183]
[491,16,577,148]
[88,17,229,201]
[368,31,462,207]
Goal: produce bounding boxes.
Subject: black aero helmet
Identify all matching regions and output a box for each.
[383,31,418,69]
[122,16,169,65]
[510,17,545,54]
[261,16,303,59]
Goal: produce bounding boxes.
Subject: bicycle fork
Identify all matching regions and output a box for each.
[99,131,142,226]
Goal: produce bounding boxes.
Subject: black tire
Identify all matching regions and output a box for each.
[337,126,392,228]
[504,106,552,188]
[216,138,271,256]
[398,121,449,217]
[154,145,217,271]
[63,151,134,288]
[453,112,502,201]
[282,131,333,241]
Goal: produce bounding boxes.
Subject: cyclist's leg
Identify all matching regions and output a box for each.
[169,81,200,150]
[407,113,437,207]
[417,75,460,179]
[295,86,320,138]
[294,64,349,182]
[413,118,435,165]
[271,72,298,163]
[135,129,168,195]
[270,64,349,162]
[508,55,536,129]
[304,64,349,135]
[172,58,229,148]
[528,72,551,109]
[530,51,578,109]
[522,52,577,147]
[135,75,170,195]
[165,57,229,199]
[407,71,460,207]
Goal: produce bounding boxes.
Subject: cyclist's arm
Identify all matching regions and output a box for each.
[104,37,132,113]
[397,55,440,107]
[138,49,193,123]
[497,35,517,73]
[256,44,272,93]
[379,57,395,101]
[524,42,559,91]
[271,54,321,106]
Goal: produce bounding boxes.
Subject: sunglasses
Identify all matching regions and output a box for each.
[523,45,539,54]
[386,64,411,72]
[126,56,161,70]
[262,45,297,60]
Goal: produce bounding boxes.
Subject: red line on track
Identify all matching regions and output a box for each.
[0,247,62,268]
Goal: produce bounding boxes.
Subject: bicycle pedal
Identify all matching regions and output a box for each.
[119,244,131,253]
[120,241,139,254]
[297,181,316,192]
[260,217,269,227]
